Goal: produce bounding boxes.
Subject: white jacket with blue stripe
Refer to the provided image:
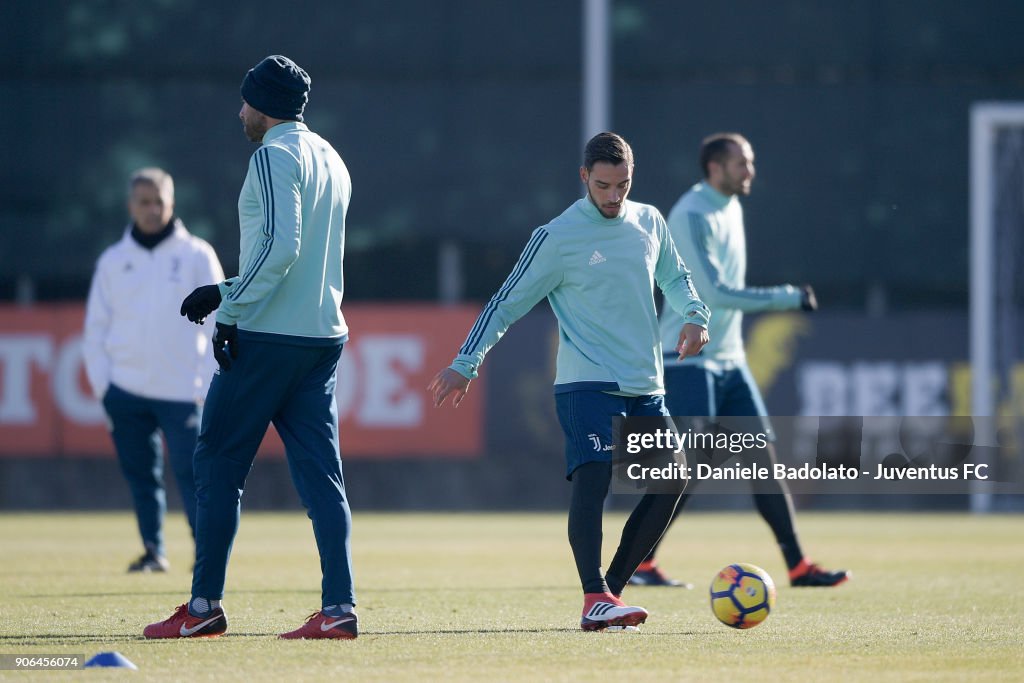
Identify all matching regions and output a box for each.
[83,220,224,401]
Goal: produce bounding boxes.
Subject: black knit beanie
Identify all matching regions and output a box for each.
[240,55,311,121]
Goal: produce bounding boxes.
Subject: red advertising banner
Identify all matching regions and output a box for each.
[0,304,483,458]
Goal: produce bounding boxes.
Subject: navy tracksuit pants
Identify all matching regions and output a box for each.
[102,384,200,557]
[191,332,354,608]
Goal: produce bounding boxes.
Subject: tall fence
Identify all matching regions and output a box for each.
[3,2,1024,307]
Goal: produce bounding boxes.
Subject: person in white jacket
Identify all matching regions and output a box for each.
[83,167,224,572]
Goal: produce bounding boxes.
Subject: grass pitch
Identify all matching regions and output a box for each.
[1,511,1022,681]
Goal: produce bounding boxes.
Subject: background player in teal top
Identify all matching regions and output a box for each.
[430,132,710,631]
[148,55,359,641]
[631,132,849,589]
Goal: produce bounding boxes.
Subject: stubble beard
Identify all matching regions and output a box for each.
[587,188,622,218]
[243,116,268,143]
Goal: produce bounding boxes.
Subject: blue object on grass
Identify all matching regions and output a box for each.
[84,651,138,670]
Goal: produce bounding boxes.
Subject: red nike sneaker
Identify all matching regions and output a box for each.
[143,603,227,639]
[279,609,358,640]
[789,559,851,587]
[580,592,648,631]
[627,560,694,588]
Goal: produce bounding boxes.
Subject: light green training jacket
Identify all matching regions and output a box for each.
[452,196,710,396]
[659,182,802,368]
[216,121,352,342]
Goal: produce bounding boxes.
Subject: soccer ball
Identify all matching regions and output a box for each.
[709,563,776,629]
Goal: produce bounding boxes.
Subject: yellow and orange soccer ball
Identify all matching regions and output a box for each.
[710,563,776,629]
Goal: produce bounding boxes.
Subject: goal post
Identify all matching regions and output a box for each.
[969,102,1024,513]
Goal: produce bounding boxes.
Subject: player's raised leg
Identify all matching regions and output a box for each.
[605,397,686,597]
[558,391,650,631]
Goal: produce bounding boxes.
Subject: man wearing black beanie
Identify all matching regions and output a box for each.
[239,54,311,125]
[147,55,359,640]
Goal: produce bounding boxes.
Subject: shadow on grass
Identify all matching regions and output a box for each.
[21,591,195,599]
[1,627,710,643]
[360,628,577,635]
[0,634,138,642]
[357,628,711,636]
[22,586,571,599]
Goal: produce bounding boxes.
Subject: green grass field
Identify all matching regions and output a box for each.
[1,511,1022,681]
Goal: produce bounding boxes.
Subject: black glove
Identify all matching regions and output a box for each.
[800,284,818,312]
[212,322,238,371]
[180,284,223,324]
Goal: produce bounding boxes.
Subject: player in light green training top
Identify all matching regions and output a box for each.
[629,132,849,589]
[150,54,359,641]
[430,132,710,631]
